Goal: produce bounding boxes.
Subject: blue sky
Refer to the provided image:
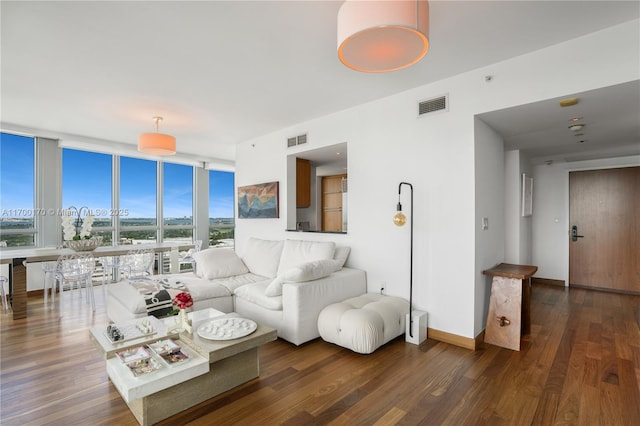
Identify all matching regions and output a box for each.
[0,133,34,216]
[1,132,234,219]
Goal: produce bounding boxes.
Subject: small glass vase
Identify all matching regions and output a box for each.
[167,309,192,334]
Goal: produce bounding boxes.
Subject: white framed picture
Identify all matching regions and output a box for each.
[521,173,533,217]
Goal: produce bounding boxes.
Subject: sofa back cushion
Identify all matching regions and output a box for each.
[192,247,248,279]
[276,239,336,276]
[241,237,284,278]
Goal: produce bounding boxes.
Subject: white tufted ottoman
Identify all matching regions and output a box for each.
[317,293,409,354]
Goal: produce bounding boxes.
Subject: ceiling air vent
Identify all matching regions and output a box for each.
[287,133,308,148]
[418,95,448,117]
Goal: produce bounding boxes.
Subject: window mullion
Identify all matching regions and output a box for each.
[113,155,120,245]
[157,162,163,243]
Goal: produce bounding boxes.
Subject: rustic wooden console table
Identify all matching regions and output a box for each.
[482,263,537,351]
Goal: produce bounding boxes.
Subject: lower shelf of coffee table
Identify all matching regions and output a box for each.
[107,342,209,403]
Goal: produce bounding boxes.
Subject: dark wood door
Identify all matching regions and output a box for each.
[296,158,311,208]
[569,166,640,292]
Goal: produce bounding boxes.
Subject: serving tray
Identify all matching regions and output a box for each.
[197,317,257,340]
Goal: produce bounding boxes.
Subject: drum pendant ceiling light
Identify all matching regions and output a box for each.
[138,116,176,155]
[337,0,429,73]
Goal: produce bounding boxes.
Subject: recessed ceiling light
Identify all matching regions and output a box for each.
[569,116,583,122]
[574,133,585,137]
[560,98,579,107]
[568,123,585,131]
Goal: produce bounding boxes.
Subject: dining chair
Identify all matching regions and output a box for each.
[55,253,97,311]
[99,255,126,286]
[121,248,155,279]
[178,239,202,273]
[0,276,9,313]
[43,261,61,304]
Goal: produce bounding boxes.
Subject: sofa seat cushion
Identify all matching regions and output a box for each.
[107,273,233,316]
[234,282,283,311]
[108,281,149,316]
[211,272,270,293]
[178,272,234,301]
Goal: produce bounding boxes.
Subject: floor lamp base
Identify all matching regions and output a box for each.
[406,310,428,345]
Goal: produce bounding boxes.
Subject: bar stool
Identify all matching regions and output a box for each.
[0,276,9,313]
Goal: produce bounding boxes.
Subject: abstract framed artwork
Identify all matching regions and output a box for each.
[237,181,279,218]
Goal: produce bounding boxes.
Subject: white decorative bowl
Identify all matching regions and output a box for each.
[65,236,103,252]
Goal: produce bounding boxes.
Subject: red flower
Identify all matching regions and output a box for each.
[173,292,193,310]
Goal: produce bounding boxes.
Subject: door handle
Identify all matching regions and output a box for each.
[571,225,584,242]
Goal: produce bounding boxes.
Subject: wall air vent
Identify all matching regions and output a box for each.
[418,95,448,117]
[287,133,308,148]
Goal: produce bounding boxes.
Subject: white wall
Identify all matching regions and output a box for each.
[532,155,640,283]
[504,150,533,265]
[234,20,640,339]
[474,118,505,335]
[531,163,567,281]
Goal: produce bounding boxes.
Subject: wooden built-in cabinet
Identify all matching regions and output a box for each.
[321,174,347,232]
[296,158,311,208]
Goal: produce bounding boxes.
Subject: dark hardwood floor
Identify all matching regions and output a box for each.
[1,283,640,425]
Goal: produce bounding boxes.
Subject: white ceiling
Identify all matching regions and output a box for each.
[2,1,639,164]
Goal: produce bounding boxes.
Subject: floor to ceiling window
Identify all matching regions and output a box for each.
[209,170,234,248]
[0,132,36,247]
[120,157,157,244]
[1,135,234,249]
[163,162,193,243]
[62,148,113,244]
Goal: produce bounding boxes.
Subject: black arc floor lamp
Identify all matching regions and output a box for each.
[393,182,413,338]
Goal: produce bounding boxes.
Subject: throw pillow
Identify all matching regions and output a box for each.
[265,259,338,297]
[333,246,351,269]
[276,239,336,276]
[191,248,249,280]
[264,276,284,297]
[241,237,284,278]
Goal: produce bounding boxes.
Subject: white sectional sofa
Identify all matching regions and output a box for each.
[106,237,367,345]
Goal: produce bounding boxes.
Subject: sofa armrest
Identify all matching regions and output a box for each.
[281,267,366,342]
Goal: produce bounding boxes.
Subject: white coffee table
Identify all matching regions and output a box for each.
[90,309,277,426]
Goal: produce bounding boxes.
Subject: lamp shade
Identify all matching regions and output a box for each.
[138,132,176,155]
[338,0,429,73]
